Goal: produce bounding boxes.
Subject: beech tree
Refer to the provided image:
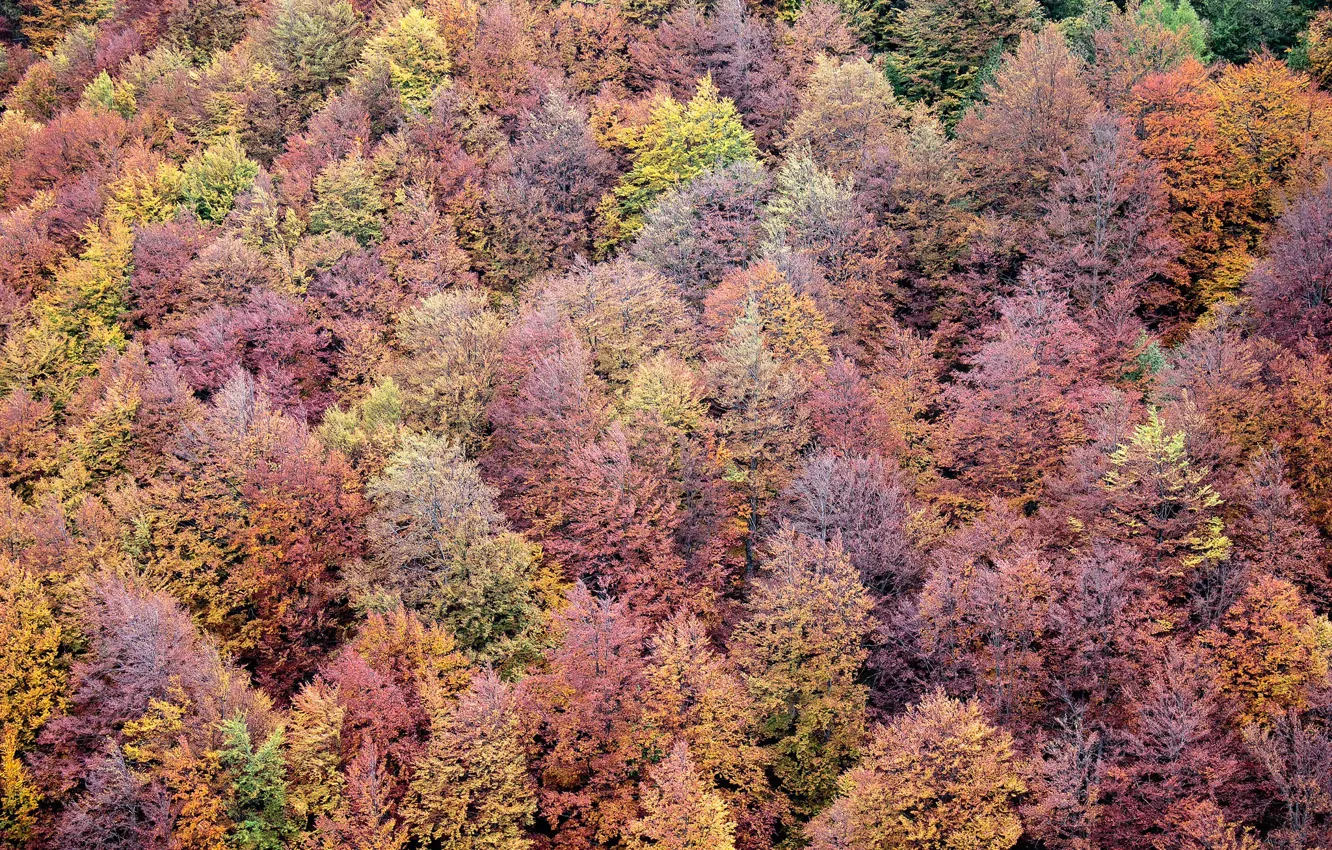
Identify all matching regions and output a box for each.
[810,691,1026,850]
[598,77,757,247]
[628,740,737,850]
[404,669,535,850]
[731,529,873,817]
[366,433,550,663]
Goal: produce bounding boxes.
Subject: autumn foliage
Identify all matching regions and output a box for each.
[1,1,1332,849]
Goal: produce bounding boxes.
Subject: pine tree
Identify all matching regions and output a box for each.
[219,720,293,850]
[885,0,1041,126]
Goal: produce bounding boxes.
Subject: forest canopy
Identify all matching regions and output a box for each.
[1,0,1332,848]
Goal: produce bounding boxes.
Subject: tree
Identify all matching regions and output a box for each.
[404,669,535,850]
[628,741,737,850]
[1242,711,1332,850]
[220,719,293,850]
[784,451,921,595]
[484,317,609,547]
[703,260,831,367]
[141,372,366,691]
[598,77,757,247]
[18,0,104,50]
[1035,109,1177,319]
[0,221,133,411]
[1232,448,1328,604]
[885,0,1041,126]
[533,258,694,390]
[1083,0,1206,106]
[366,433,551,663]
[1310,10,1332,89]
[1100,409,1230,596]
[760,154,892,351]
[640,612,780,848]
[0,560,66,750]
[259,0,366,114]
[809,691,1025,850]
[359,8,451,112]
[309,152,386,245]
[938,275,1103,504]
[524,584,648,849]
[731,529,873,816]
[0,726,39,846]
[1128,59,1248,312]
[1200,0,1310,63]
[392,290,508,453]
[957,25,1099,224]
[181,135,260,224]
[1198,574,1331,727]
[1248,174,1332,350]
[784,57,906,178]
[285,681,346,829]
[483,91,617,287]
[1212,56,1332,231]
[707,303,811,574]
[629,160,769,303]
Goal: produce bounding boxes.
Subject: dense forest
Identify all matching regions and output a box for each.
[1,0,1332,847]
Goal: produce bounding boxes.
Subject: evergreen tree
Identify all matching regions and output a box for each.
[885,0,1041,125]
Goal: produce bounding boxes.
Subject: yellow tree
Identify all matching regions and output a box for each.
[1199,573,1332,727]
[810,691,1026,850]
[628,740,736,850]
[598,77,757,248]
[731,529,873,817]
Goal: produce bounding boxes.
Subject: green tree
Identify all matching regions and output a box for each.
[599,77,757,248]
[181,135,260,223]
[885,0,1041,125]
[359,8,451,111]
[219,719,293,850]
[366,433,553,667]
[310,152,386,244]
[1200,0,1311,63]
[260,0,366,110]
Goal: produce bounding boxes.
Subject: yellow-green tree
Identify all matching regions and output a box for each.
[310,152,386,244]
[359,8,451,111]
[181,135,260,223]
[598,77,757,248]
[731,529,873,817]
[0,220,133,410]
[0,562,66,749]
